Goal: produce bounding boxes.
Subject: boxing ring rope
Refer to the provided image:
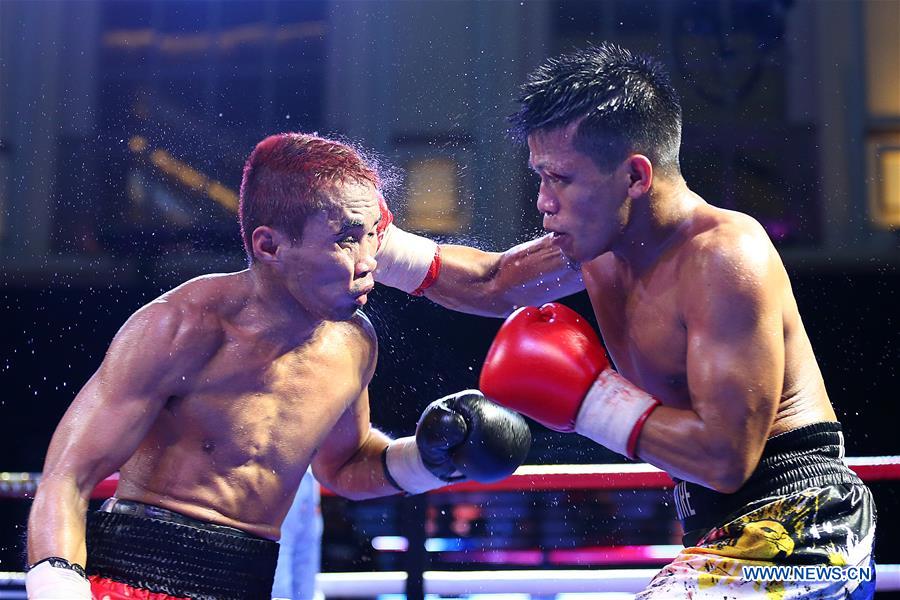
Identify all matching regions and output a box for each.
[3,457,900,597]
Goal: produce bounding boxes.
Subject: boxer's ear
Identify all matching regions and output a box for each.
[252,226,285,264]
[625,154,652,198]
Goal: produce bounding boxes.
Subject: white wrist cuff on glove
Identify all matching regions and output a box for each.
[375,224,438,294]
[26,561,92,600]
[574,369,661,459]
[384,436,448,495]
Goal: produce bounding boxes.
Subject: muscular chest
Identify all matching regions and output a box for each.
[584,261,689,405]
[163,336,362,468]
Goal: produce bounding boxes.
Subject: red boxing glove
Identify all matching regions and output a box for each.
[479,303,608,432]
[479,303,660,459]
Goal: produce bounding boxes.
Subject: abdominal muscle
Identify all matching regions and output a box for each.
[113,380,352,540]
[116,453,311,541]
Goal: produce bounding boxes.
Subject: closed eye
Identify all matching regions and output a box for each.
[532,168,568,185]
[546,172,569,184]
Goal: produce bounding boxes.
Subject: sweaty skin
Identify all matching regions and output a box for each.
[423,122,835,494]
[424,235,585,318]
[111,279,381,537]
[28,183,396,568]
[527,124,835,492]
[579,204,835,490]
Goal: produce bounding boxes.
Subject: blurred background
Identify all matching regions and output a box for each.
[1,0,898,596]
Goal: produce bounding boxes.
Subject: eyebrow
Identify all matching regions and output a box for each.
[529,163,558,176]
[529,159,554,173]
[336,214,381,235]
[337,219,363,235]
[531,159,573,176]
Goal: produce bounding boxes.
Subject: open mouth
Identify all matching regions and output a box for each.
[547,230,567,241]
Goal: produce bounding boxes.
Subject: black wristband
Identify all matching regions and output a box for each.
[381,446,408,495]
[27,556,87,580]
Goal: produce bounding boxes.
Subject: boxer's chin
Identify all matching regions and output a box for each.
[331,302,361,321]
[552,232,576,258]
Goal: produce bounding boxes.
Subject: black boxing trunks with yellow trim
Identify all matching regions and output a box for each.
[86,498,279,600]
[634,422,877,599]
[674,422,863,546]
[638,483,876,599]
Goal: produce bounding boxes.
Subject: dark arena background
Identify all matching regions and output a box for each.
[1,1,898,598]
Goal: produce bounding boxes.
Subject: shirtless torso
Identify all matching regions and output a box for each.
[32,270,378,548]
[583,200,835,435]
[559,193,838,489]
[26,131,534,599]
[114,272,375,539]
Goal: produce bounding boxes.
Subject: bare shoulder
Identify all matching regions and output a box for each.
[120,273,239,359]
[683,207,781,285]
[344,310,377,353]
[90,275,242,395]
[676,206,789,327]
[339,310,378,378]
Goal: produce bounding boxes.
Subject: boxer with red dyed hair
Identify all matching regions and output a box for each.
[26,132,530,600]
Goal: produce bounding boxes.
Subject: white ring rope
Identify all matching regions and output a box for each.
[314,565,900,596]
[1,565,899,597]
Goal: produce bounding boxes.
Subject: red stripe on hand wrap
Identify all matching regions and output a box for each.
[625,400,661,460]
[411,245,442,296]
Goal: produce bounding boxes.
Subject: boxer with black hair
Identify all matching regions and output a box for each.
[374,44,876,599]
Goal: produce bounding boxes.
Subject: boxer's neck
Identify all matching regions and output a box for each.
[612,177,701,274]
[241,268,323,348]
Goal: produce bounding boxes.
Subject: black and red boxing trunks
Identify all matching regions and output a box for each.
[86,498,278,600]
[638,422,876,599]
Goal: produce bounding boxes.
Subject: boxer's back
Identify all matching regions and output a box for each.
[583,201,835,437]
[115,272,375,540]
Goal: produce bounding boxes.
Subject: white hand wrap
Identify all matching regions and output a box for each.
[574,369,661,459]
[26,560,91,600]
[375,224,439,294]
[384,436,447,495]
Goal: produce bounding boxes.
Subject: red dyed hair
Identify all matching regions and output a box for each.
[239,132,380,260]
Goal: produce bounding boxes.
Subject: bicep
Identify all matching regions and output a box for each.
[685,254,785,459]
[311,387,376,485]
[43,373,165,492]
[42,304,195,492]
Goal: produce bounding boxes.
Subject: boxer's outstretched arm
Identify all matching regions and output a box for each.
[27,301,209,567]
[424,235,585,317]
[635,231,786,493]
[375,198,583,317]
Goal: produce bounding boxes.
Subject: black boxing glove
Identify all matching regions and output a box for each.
[384,390,531,494]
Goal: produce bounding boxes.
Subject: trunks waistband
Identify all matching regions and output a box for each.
[674,421,863,546]
[86,503,278,600]
[100,497,256,538]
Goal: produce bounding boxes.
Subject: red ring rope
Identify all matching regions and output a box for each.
[1,456,898,499]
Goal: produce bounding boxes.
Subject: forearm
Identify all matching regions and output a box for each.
[315,430,399,500]
[424,235,583,318]
[27,476,91,566]
[635,406,761,493]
